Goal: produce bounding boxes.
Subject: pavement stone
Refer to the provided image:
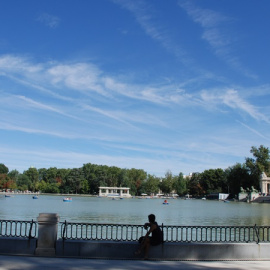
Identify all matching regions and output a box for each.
[0,255,270,270]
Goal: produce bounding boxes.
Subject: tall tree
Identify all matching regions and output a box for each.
[245,145,270,190]
[160,170,175,195]
[187,173,204,196]
[8,170,20,183]
[24,167,39,191]
[0,163,9,174]
[16,174,31,191]
[144,174,160,195]
[200,168,226,194]
[225,163,249,196]
[173,173,188,196]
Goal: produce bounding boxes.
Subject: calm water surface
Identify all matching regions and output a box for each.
[1,194,270,226]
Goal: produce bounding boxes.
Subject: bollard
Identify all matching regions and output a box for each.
[35,213,59,256]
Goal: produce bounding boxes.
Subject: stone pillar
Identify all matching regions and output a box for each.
[35,213,59,256]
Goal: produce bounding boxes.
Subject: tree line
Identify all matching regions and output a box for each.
[0,145,269,197]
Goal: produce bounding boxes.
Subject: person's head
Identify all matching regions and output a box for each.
[148,214,156,223]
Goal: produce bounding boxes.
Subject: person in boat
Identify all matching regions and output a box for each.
[135,214,163,259]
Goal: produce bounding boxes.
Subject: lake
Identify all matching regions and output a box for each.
[1,194,270,226]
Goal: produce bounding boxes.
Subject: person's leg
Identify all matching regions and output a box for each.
[135,237,146,255]
[135,237,150,258]
[143,237,150,259]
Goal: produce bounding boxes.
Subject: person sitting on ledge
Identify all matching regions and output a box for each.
[135,214,163,259]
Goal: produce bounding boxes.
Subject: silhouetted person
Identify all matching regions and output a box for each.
[135,214,163,259]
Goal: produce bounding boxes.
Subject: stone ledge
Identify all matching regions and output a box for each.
[55,240,270,260]
[1,237,270,260]
[0,237,37,255]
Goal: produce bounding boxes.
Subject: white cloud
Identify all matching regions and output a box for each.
[0,54,191,107]
[238,121,270,141]
[200,88,270,123]
[0,55,42,73]
[47,63,107,95]
[113,0,187,62]
[37,13,60,28]
[179,1,256,78]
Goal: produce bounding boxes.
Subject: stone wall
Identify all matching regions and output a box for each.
[0,237,270,260]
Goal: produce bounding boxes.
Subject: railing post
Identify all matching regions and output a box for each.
[28,219,34,239]
[35,213,59,256]
[254,224,260,244]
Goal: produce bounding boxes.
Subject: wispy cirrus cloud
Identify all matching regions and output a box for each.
[179,1,256,78]
[0,54,190,106]
[0,54,268,130]
[238,121,270,141]
[113,0,188,62]
[37,13,60,28]
[200,88,270,123]
[0,55,177,129]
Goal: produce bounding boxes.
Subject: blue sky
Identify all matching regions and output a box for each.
[0,0,270,176]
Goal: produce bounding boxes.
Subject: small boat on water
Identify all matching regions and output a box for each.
[163,199,169,205]
[5,194,11,198]
[63,197,72,202]
[32,195,39,199]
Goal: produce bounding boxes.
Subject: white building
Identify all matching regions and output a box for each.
[99,187,131,198]
[260,172,270,195]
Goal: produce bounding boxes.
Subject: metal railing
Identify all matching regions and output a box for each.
[60,221,145,241]
[1,219,269,244]
[163,224,270,243]
[60,221,270,243]
[0,219,38,238]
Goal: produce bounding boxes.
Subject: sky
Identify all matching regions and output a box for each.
[0,0,270,177]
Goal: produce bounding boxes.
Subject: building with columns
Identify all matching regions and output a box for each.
[260,172,270,195]
[99,187,131,198]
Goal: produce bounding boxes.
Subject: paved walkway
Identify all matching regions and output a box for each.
[0,255,269,270]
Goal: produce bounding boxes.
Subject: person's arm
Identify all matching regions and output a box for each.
[144,223,157,237]
[144,222,150,229]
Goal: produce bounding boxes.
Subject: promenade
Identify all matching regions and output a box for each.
[0,255,269,270]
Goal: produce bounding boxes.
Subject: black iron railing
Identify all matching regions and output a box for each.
[1,219,269,243]
[60,222,270,243]
[0,219,37,238]
[60,221,145,241]
[163,225,270,243]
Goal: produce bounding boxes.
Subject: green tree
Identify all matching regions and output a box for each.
[80,179,89,194]
[245,145,270,190]
[127,168,147,195]
[16,174,31,191]
[187,173,204,197]
[106,166,121,187]
[160,170,175,195]
[37,180,48,192]
[65,168,85,194]
[173,173,188,196]
[0,164,10,190]
[144,174,160,195]
[24,167,39,191]
[8,170,20,183]
[38,168,47,181]
[200,168,226,194]
[0,163,9,174]
[225,163,249,197]
[45,183,60,193]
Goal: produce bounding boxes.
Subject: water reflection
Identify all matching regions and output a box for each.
[1,195,270,226]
